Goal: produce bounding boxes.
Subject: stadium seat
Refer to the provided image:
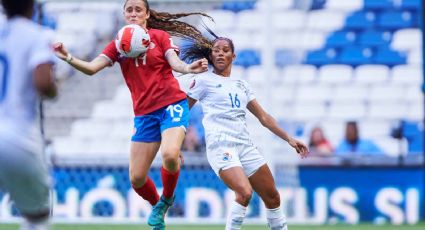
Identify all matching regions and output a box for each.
[52,137,91,156]
[406,85,423,103]
[70,119,110,138]
[369,85,406,102]
[325,0,363,11]
[291,103,327,121]
[304,48,338,66]
[331,85,369,103]
[407,49,422,64]
[230,31,265,50]
[377,11,414,30]
[282,65,318,85]
[338,46,373,66]
[275,31,326,51]
[375,137,407,157]
[328,101,367,120]
[368,102,408,120]
[344,11,376,30]
[271,85,295,105]
[373,47,407,66]
[296,85,331,103]
[353,64,390,85]
[325,30,356,48]
[358,30,392,47]
[391,29,421,51]
[92,101,133,120]
[359,119,393,138]
[390,64,422,85]
[236,10,267,32]
[407,102,423,120]
[397,0,421,11]
[320,120,345,146]
[306,10,345,31]
[272,10,306,30]
[256,0,293,11]
[234,49,261,67]
[202,10,237,32]
[275,49,302,67]
[318,64,354,85]
[364,0,395,11]
[222,0,256,12]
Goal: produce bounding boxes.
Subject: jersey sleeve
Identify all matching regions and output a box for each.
[101,40,119,65]
[244,80,256,102]
[187,76,205,101]
[28,29,56,70]
[160,31,180,56]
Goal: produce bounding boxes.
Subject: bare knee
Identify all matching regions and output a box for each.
[162,147,180,170]
[235,188,253,206]
[130,171,147,187]
[263,191,281,209]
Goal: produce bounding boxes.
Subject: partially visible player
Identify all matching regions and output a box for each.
[53,0,208,229]
[0,0,57,229]
[184,36,309,229]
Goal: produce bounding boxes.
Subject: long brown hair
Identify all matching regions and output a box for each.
[125,0,214,50]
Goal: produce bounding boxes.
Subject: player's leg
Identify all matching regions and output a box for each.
[130,115,162,206]
[220,167,253,230]
[249,164,288,230]
[148,99,189,228]
[130,141,161,206]
[0,141,51,230]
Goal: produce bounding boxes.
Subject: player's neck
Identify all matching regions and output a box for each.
[213,69,231,78]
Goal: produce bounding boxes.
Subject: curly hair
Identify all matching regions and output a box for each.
[124,0,214,52]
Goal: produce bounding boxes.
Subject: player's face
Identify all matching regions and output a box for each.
[210,40,235,72]
[124,0,150,28]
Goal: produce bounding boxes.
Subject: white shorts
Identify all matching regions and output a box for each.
[206,142,267,177]
[0,138,51,215]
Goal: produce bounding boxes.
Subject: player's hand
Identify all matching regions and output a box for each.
[188,58,208,73]
[53,42,69,60]
[288,137,309,158]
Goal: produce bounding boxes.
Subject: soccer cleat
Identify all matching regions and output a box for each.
[148,195,174,228]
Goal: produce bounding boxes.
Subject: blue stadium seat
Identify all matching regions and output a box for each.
[401,121,424,153]
[345,11,376,30]
[364,0,394,11]
[338,46,373,66]
[275,49,300,67]
[358,30,392,47]
[378,11,414,29]
[221,0,256,12]
[373,47,407,66]
[304,48,338,66]
[234,49,261,68]
[399,0,421,11]
[325,30,356,48]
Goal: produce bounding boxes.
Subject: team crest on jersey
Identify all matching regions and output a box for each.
[236,80,249,95]
[223,152,232,161]
[189,79,196,89]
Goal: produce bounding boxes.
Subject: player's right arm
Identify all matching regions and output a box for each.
[53,42,109,76]
[188,97,197,109]
[33,63,57,99]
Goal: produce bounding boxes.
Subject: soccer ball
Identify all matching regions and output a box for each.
[115,24,150,58]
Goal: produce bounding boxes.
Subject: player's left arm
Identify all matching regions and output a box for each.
[247,100,309,157]
[165,51,208,74]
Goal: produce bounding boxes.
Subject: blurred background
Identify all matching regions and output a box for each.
[0,0,424,227]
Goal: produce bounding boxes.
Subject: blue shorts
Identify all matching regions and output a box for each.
[131,99,189,142]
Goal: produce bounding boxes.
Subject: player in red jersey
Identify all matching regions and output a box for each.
[53,0,208,229]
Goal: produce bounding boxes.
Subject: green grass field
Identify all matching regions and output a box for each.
[1,224,425,230]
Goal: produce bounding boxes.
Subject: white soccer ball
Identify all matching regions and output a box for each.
[115,24,150,58]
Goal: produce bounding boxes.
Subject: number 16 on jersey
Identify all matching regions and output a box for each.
[229,93,240,108]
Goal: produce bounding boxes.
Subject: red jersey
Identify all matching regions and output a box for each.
[102,29,187,116]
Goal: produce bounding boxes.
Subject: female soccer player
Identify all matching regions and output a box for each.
[0,0,57,229]
[184,37,309,229]
[54,0,208,228]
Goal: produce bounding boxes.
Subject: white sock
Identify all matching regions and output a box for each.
[20,218,50,230]
[225,201,247,230]
[266,206,288,230]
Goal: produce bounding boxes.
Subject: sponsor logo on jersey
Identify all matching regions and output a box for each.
[172,117,181,122]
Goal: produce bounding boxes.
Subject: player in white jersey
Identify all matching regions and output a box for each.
[0,0,57,229]
[184,37,309,230]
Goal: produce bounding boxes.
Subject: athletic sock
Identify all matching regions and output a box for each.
[225,201,247,230]
[132,177,160,206]
[161,167,180,199]
[266,206,288,230]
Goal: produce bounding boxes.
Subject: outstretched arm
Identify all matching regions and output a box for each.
[165,51,208,74]
[247,99,309,157]
[53,42,110,76]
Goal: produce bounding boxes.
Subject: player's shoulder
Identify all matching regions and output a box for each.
[148,28,169,38]
[194,71,214,83]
